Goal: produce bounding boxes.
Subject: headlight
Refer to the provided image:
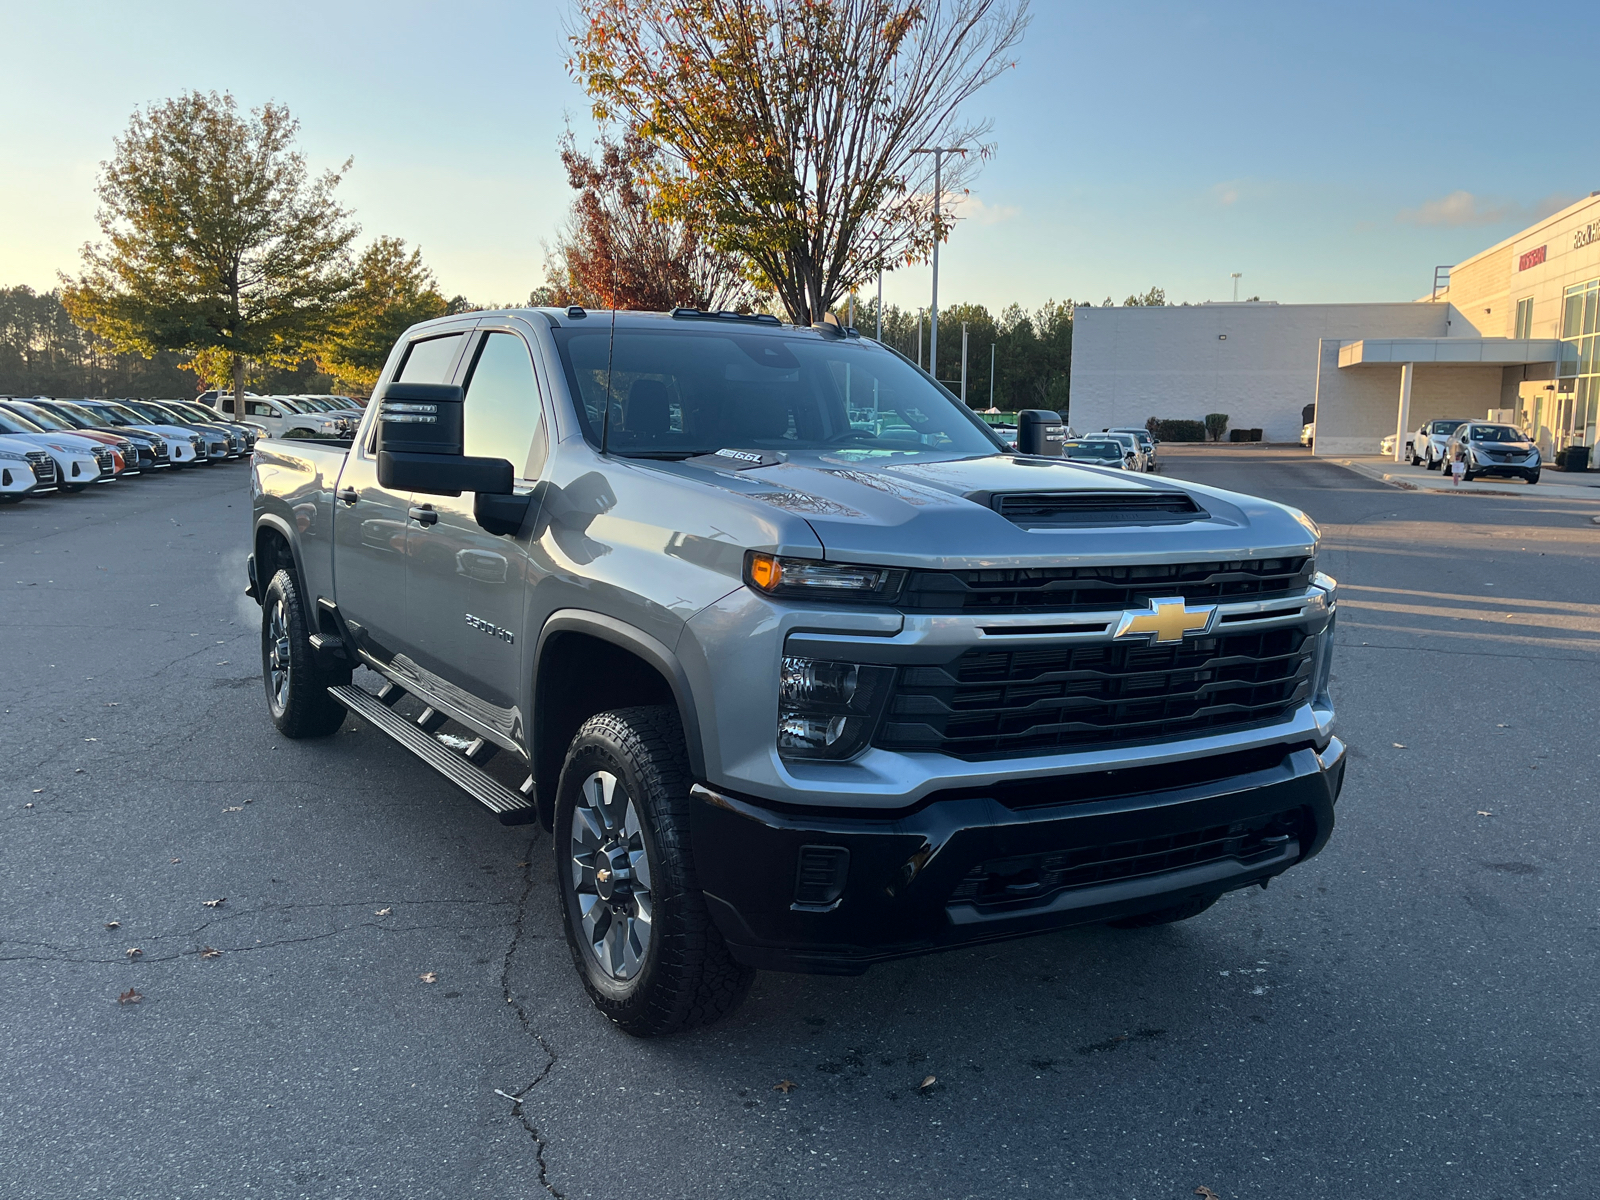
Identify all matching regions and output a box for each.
[777,656,894,761]
[745,552,904,602]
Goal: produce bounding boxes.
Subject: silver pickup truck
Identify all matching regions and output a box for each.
[248,307,1345,1036]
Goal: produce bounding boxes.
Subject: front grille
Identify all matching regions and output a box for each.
[876,627,1315,759]
[209,440,227,456]
[946,807,1308,912]
[24,450,56,485]
[899,557,1313,614]
[151,442,168,463]
[93,446,115,473]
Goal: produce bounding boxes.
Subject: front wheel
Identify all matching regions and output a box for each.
[260,568,350,737]
[1527,470,1540,485]
[554,707,754,1036]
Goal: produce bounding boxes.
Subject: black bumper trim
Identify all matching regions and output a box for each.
[690,738,1343,975]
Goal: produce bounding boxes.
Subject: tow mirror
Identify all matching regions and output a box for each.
[375,381,515,499]
[1016,409,1066,457]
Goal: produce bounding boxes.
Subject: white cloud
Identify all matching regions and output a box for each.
[1397,190,1581,228]
[946,193,1020,226]
[1212,182,1241,207]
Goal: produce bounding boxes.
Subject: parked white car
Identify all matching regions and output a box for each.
[1300,422,1315,447]
[0,442,44,499]
[0,414,107,491]
[211,395,352,440]
[1413,418,1467,469]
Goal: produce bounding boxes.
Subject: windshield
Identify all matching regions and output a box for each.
[88,403,141,426]
[297,397,333,411]
[0,409,45,435]
[6,402,71,431]
[1428,420,1465,435]
[117,401,173,423]
[551,325,1003,461]
[1064,440,1124,459]
[1469,425,1525,442]
[1106,433,1137,450]
[170,402,217,422]
[274,397,306,413]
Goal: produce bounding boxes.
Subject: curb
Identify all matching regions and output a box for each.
[1330,458,1600,502]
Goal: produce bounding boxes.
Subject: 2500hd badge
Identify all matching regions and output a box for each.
[247,306,1344,1036]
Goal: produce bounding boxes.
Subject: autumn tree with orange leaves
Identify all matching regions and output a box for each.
[569,0,1028,325]
[544,128,762,312]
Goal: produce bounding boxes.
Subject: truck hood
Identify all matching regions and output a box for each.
[645,451,1317,569]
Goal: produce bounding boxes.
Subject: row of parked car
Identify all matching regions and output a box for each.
[1381,417,1545,484]
[0,394,362,502]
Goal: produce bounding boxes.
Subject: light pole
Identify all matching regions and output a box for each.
[989,343,995,410]
[916,308,925,369]
[912,146,966,385]
[1231,272,1242,302]
[876,263,883,342]
[960,322,969,404]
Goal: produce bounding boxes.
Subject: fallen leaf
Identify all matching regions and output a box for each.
[84,737,98,742]
[773,1080,796,1093]
[1478,810,1494,816]
[1392,743,1406,749]
[118,988,143,1005]
[419,972,439,984]
[31,788,42,793]
[222,806,244,813]
[106,702,118,707]
[375,907,392,916]
[515,861,530,868]
[199,946,222,960]
[23,803,33,809]
[104,921,120,930]
[126,947,142,958]
[170,857,182,864]
[74,767,85,774]
[920,1075,937,1089]
[202,898,225,908]
[1196,1188,1221,1200]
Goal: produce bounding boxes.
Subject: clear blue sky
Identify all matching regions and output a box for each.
[3,0,1596,315]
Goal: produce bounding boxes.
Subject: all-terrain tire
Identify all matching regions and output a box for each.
[554,706,754,1036]
[1107,892,1220,929]
[260,568,350,738]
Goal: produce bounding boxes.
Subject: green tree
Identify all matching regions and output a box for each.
[317,237,452,393]
[569,0,1029,325]
[62,91,359,403]
[1205,412,1230,441]
[1123,286,1166,306]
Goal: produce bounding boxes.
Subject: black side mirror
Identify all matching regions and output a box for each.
[375,381,515,498]
[1017,409,1065,456]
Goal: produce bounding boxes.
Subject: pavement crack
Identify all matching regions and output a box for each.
[499,835,563,1199]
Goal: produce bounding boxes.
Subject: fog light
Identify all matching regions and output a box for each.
[794,845,850,909]
[779,712,850,751]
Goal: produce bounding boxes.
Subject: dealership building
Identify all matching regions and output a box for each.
[1069,192,1600,459]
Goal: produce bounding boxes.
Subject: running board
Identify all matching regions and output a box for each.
[328,684,537,825]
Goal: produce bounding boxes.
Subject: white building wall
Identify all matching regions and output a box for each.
[1071,303,1446,443]
[1313,342,1508,457]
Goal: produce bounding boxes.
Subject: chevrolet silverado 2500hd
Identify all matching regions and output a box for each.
[248,307,1344,1036]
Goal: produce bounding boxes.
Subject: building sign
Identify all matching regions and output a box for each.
[1576,223,1600,251]
[1519,244,1547,271]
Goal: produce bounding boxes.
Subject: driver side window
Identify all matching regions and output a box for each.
[462,331,547,480]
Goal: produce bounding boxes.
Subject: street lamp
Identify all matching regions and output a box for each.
[912,146,967,383]
[1231,272,1242,302]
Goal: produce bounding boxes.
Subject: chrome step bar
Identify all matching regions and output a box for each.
[328,684,537,825]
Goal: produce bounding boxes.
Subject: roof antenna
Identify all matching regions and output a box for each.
[600,295,618,455]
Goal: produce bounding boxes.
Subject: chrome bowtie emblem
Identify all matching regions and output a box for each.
[1114,597,1217,644]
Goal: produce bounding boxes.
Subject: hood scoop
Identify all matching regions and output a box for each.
[987,490,1204,528]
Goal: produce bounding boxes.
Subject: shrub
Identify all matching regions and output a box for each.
[1147,418,1206,442]
[1204,412,1230,442]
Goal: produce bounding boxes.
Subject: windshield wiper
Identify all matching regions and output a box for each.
[611,448,720,460]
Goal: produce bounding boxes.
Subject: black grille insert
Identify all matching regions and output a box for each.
[24,450,56,484]
[947,807,1308,912]
[991,490,1202,526]
[900,557,1312,614]
[877,627,1315,760]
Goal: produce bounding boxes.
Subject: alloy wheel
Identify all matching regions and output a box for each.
[266,596,291,713]
[569,769,654,980]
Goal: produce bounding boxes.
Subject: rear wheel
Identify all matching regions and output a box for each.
[260,568,350,738]
[554,706,754,1036]
[1108,893,1220,928]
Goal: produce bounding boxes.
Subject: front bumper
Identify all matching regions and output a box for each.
[691,737,1344,974]
[1470,456,1539,478]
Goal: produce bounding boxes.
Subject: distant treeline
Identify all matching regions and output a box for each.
[0,285,334,399]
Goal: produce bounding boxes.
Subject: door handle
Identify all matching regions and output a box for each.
[337,486,359,505]
[408,505,438,527]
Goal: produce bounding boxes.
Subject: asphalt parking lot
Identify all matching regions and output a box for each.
[3,447,1598,1200]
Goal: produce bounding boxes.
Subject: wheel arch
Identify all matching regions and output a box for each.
[532,612,706,828]
[253,515,314,627]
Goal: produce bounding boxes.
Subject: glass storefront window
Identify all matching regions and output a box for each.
[1515,296,1534,339]
[1556,281,1600,455]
